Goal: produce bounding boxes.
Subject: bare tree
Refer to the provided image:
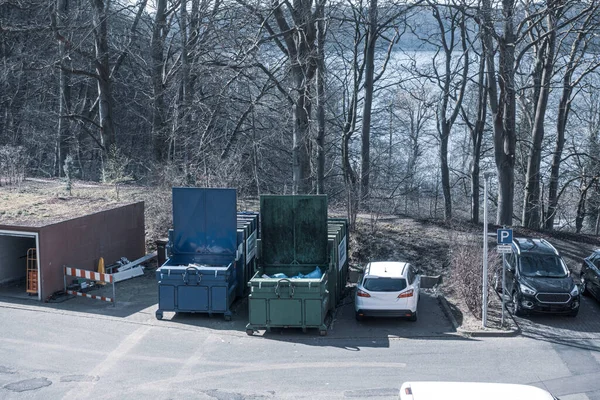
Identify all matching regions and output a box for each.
[461,40,487,224]
[427,1,469,220]
[480,0,517,226]
[315,0,327,194]
[54,0,71,177]
[545,3,600,229]
[150,0,169,164]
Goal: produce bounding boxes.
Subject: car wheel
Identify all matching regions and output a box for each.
[409,311,418,322]
[581,277,590,297]
[355,312,364,321]
[511,291,524,317]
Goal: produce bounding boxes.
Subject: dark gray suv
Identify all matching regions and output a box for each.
[500,238,579,317]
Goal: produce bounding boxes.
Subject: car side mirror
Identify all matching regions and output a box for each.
[416,269,423,275]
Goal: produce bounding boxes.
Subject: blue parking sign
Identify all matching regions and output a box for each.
[497,229,513,245]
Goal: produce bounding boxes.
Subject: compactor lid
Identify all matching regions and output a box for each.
[172,188,237,256]
[260,195,328,266]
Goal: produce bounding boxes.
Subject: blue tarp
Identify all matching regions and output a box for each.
[269,267,323,279]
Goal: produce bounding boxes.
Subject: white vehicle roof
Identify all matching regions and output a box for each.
[366,261,409,278]
[399,381,556,400]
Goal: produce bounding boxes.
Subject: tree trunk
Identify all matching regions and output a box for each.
[523,12,556,229]
[360,0,377,202]
[90,0,116,162]
[482,0,517,226]
[56,0,70,177]
[315,0,326,195]
[292,81,312,194]
[440,126,451,220]
[151,0,168,164]
[179,0,193,181]
[546,89,570,230]
[470,49,486,224]
[432,6,469,221]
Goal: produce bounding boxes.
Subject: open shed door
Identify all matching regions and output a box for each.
[0,230,40,300]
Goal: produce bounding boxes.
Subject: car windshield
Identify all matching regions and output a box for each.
[519,255,568,278]
[363,277,407,292]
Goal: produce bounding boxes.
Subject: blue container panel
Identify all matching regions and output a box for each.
[159,285,175,310]
[211,287,227,312]
[178,286,209,311]
[236,230,246,298]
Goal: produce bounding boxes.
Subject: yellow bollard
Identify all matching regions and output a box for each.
[97,257,106,285]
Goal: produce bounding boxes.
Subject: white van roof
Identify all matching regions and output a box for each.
[399,381,557,400]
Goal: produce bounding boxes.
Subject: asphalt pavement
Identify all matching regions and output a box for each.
[1,281,600,399]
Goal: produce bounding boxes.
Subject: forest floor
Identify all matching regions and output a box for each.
[1,177,599,332]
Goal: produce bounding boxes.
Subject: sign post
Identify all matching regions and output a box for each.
[497,228,513,327]
[482,173,492,327]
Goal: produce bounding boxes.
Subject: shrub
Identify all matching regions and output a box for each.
[0,145,28,186]
[448,233,499,319]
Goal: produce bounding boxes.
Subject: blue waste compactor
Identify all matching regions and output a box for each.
[155,188,241,321]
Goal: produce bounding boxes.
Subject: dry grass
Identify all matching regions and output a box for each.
[0,178,171,247]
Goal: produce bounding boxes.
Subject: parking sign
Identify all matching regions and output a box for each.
[497,228,513,245]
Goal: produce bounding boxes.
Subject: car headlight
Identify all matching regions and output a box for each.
[570,285,579,297]
[520,283,536,296]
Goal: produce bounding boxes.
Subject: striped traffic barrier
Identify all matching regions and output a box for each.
[66,290,114,303]
[63,266,116,305]
[64,266,113,283]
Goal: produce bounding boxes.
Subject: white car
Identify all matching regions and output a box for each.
[399,381,558,400]
[355,261,420,321]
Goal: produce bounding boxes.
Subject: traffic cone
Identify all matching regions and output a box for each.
[97,257,106,285]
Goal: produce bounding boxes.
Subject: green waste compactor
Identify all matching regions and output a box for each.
[246,195,330,336]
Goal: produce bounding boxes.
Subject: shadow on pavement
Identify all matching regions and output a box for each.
[0,267,159,320]
[515,296,600,351]
[0,268,471,348]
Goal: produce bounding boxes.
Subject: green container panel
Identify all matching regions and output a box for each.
[328,218,349,287]
[327,220,348,310]
[327,239,339,311]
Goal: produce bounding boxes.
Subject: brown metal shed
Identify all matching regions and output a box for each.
[0,202,145,301]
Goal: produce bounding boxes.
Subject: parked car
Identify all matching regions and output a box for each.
[498,237,579,317]
[399,381,558,400]
[580,249,600,301]
[354,261,420,321]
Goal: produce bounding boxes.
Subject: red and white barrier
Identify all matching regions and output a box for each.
[66,290,114,303]
[64,266,114,283]
[64,266,116,305]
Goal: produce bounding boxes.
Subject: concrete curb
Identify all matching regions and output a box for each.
[437,293,460,331]
[437,293,520,338]
[490,290,521,337]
